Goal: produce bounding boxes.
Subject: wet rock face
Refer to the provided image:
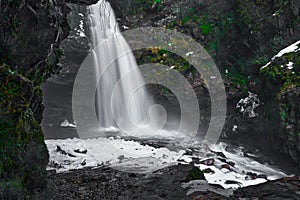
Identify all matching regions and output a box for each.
[278,88,300,165]
[108,0,300,169]
[0,0,70,70]
[0,0,70,197]
[258,48,300,169]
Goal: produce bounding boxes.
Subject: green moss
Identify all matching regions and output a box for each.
[200,24,212,36]
[260,51,300,93]
[0,180,23,200]
[186,167,205,181]
[181,16,189,24]
[205,41,217,52]
[56,47,64,59]
[0,119,18,176]
[166,5,225,38]
[273,0,289,16]
[0,65,26,114]
[254,55,269,66]
[279,110,287,121]
[236,0,264,33]
[130,0,161,14]
[160,87,171,95]
[0,64,46,195]
[166,20,176,28]
[225,70,248,93]
[135,48,192,73]
[223,57,248,91]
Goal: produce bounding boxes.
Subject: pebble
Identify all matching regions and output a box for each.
[203,168,215,174]
[200,158,215,166]
[221,164,231,170]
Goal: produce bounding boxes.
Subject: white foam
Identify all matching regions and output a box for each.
[46,137,184,173]
[46,138,290,189]
[178,142,290,189]
[60,119,77,128]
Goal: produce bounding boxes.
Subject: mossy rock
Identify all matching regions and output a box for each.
[0,64,49,195]
[260,50,300,94]
[0,180,24,200]
[185,167,205,182]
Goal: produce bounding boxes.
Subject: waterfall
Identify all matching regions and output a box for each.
[86,0,161,134]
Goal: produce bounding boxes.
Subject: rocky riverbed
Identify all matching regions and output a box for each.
[27,134,296,199]
[31,164,300,200]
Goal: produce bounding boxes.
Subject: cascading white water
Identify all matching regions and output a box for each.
[87,0,161,133]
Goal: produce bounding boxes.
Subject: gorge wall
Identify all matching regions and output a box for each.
[107,0,300,170]
[0,0,95,198]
